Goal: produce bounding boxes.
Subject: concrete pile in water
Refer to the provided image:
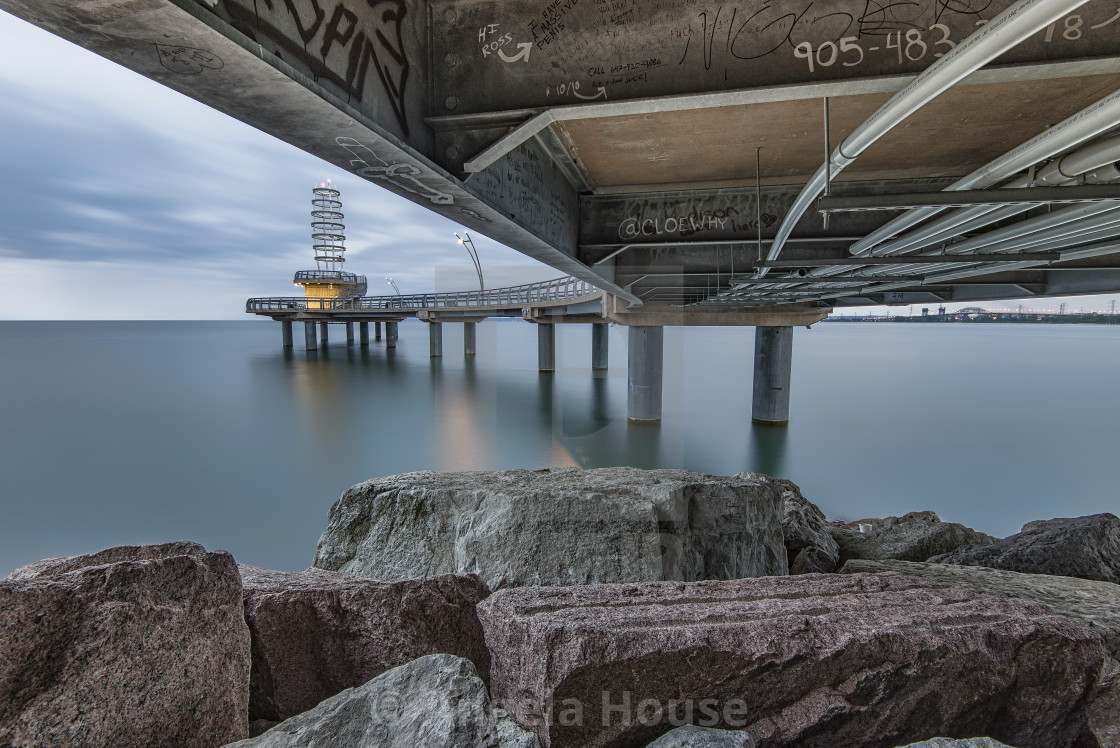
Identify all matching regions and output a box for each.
[1,468,1117,748]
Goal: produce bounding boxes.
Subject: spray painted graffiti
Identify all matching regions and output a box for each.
[220,0,410,134]
[336,136,453,205]
[155,45,224,74]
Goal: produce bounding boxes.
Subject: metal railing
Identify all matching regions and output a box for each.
[293,270,364,283]
[247,276,599,313]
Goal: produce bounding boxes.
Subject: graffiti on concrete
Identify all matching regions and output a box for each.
[155,45,224,74]
[337,136,454,205]
[219,0,411,134]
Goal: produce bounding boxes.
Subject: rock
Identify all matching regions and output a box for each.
[930,513,1120,583]
[1,542,250,748]
[477,574,1103,748]
[773,478,839,574]
[895,740,1016,747]
[839,559,1120,660]
[240,565,491,721]
[223,654,540,747]
[313,468,787,590]
[1087,659,1119,748]
[828,511,998,564]
[645,724,756,747]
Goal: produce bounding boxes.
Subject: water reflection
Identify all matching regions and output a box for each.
[748,422,789,478]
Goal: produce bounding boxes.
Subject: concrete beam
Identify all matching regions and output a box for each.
[592,323,609,370]
[752,327,794,425]
[428,321,443,358]
[537,323,555,372]
[603,295,829,327]
[627,326,663,423]
[304,321,318,351]
[464,322,477,356]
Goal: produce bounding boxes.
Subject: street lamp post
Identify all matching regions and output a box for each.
[455,232,485,293]
[386,277,402,306]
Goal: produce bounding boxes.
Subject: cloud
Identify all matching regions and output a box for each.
[0,11,555,319]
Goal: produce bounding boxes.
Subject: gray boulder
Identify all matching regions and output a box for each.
[772,477,839,574]
[1,542,251,748]
[1087,659,1119,748]
[240,565,491,721]
[930,513,1120,583]
[223,654,539,748]
[839,559,1120,659]
[646,725,755,746]
[478,573,1103,748]
[828,511,998,564]
[896,740,1015,747]
[313,468,787,590]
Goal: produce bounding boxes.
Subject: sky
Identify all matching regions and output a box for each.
[0,10,1116,319]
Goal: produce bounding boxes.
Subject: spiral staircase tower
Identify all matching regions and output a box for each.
[293,181,366,306]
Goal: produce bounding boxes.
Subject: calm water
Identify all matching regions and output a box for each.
[1,320,1117,576]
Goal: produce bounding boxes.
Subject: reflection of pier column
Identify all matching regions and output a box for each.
[627,326,663,422]
[429,321,443,358]
[385,321,398,349]
[281,320,293,348]
[359,321,369,347]
[538,323,555,372]
[318,321,329,347]
[592,323,609,370]
[464,322,477,356]
[345,322,354,345]
[304,321,318,350]
[752,326,793,424]
[374,321,382,341]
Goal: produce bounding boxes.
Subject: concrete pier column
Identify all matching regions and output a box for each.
[281,320,293,348]
[318,321,329,346]
[374,321,382,341]
[464,322,477,356]
[385,321,398,348]
[537,323,555,372]
[627,326,664,422]
[592,323,609,370]
[345,322,354,345]
[752,326,793,424]
[304,321,318,350]
[429,322,443,357]
[359,321,369,346]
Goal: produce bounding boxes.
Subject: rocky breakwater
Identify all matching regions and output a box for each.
[930,513,1120,583]
[313,468,788,589]
[828,511,998,565]
[0,541,251,748]
[478,573,1105,748]
[240,566,491,724]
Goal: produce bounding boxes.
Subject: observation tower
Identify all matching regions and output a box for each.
[294,181,366,307]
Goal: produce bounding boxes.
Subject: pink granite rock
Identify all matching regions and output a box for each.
[0,542,250,748]
[478,573,1105,748]
[239,565,491,721]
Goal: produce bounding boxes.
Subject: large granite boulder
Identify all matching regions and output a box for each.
[930,513,1120,583]
[645,725,755,747]
[1087,660,1119,748]
[314,468,787,590]
[1,542,251,748]
[828,511,998,565]
[839,559,1120,659]
[224,654,539,747]
[477,574,1103,748]
[240,565,491,721]
[896,740,1015,747]
[773,478,839,574]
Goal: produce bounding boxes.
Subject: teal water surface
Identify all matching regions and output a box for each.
[1,320,1117,575]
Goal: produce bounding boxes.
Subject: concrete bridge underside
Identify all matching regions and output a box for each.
[10,0,1120,422]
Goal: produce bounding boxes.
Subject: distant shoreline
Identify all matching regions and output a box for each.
[827,312,1120,324]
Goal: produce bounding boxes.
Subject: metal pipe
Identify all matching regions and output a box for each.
[851,88,1120,254]
[761,0,1090,277]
